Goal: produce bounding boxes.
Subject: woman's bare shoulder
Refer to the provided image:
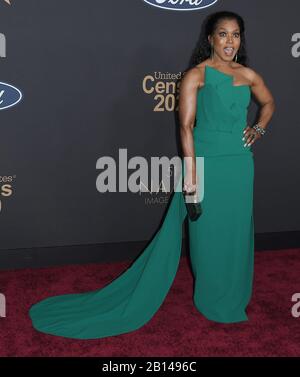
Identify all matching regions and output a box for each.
[236,64,264,86]
[182,60,210,89]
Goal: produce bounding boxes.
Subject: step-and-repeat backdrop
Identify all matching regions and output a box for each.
[0,0,299,254]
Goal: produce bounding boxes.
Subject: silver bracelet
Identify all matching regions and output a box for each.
[252,122,266,136]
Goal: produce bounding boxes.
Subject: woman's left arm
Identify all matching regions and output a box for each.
[243,70,276,147]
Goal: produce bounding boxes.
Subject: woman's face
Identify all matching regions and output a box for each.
[208,19,241,62]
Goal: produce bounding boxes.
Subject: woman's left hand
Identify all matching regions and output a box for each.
[242,126,261,147]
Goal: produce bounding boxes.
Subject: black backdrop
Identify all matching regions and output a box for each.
[0,1,299,266]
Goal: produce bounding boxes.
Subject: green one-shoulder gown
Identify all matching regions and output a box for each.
[29,65,254,339]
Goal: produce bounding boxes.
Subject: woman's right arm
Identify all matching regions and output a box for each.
[178,68,201,193]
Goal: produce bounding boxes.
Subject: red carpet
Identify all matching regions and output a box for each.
[0,248,300,357]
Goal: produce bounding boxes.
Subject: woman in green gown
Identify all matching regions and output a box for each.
[29,11,275,339]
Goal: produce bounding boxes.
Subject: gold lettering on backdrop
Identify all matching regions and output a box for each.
[142,72,182,112]
[0,175,16,214]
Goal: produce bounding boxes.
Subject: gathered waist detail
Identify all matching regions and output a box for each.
[193,127,253,157]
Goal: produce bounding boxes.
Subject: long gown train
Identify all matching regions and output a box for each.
[29,185,188,339]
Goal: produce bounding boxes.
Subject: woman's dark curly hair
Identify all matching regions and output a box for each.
[189,10,249,69]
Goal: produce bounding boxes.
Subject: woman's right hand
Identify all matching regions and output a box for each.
[183,172,197,195]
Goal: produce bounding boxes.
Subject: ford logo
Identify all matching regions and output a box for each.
[143,0,218,11]
[0,82,22,110]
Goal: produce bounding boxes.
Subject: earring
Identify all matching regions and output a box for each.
[210,45,214,61]
[235,52,238,62]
